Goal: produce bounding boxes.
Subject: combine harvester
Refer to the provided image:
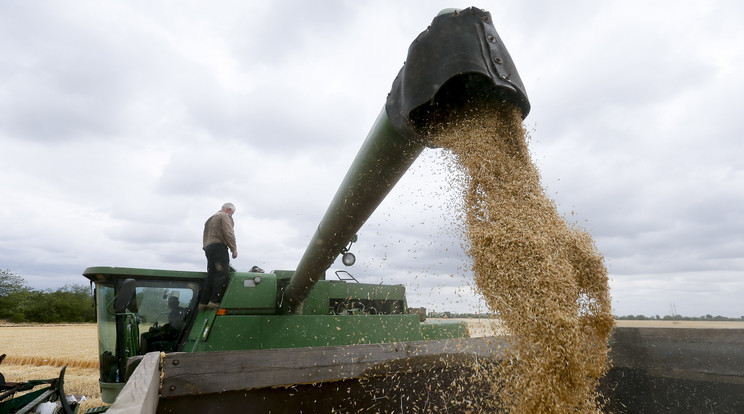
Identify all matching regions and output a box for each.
[80,6,744,414]
[84,7,528,413]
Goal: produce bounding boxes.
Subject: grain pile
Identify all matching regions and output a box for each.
[427,102,613,413]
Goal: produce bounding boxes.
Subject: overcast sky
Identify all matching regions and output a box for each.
[1,1,742,318]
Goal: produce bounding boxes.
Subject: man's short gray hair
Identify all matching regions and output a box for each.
[222,202,236,212]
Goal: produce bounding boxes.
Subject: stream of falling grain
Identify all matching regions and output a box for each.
[428,102,614,413]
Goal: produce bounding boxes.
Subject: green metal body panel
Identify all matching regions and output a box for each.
[420,319,470,339]
[219,272,277,313]
[185,314,466,351]
[211,272,409,316]
[172,269,465,351]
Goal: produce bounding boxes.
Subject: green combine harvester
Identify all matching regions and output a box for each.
[82,7,530,413]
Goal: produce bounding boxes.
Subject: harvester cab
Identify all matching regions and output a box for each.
[84,269,205,399]
[83,7,530,404]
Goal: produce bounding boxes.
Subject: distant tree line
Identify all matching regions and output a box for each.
[0,269,95,323]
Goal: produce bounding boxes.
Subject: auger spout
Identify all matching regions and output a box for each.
[282,7,529,313]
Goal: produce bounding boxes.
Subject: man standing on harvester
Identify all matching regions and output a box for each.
[200,202,238,310]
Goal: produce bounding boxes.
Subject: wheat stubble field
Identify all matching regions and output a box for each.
[0,323,102,411]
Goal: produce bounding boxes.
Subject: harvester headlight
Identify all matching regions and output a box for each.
[342,252,356,266]
[253,275,262,284]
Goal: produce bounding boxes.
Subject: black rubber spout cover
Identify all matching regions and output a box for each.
[386,7,530,142]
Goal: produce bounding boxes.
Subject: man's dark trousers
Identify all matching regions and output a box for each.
[202,243,229,304]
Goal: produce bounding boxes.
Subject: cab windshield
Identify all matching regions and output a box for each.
[95,278,200,383]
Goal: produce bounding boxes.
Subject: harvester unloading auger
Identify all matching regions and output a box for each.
[283,7,529,313]
[82,7,532,411]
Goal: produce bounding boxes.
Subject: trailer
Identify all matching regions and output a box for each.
[105,326,744,413]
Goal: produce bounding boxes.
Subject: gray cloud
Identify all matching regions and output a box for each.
[1,1,743,317]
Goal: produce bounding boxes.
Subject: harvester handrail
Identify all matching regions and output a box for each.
[334,270,359,283]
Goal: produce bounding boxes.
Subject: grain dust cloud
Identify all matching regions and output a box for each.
[428,102,614,413]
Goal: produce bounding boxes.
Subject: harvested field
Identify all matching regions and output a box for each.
[0,323,98,368]
[614,319,744,329]
[0,323,103,411]
[448,318,744,334]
